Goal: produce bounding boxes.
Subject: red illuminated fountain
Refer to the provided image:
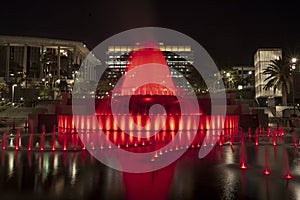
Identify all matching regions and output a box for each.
[272,129,277,146]
[284,151,293,179]
[40,125,46,151]
[15,128,21,151]
[263,148,271,175]
[292,131,298,148]
[0,44,298,186]
[1,132,7,150]
[255,128,259,146]
[266,127,271,142]
[52,125,56,151]
[239,142,248,169]
[28,132,33,151]
[57,46,239,151]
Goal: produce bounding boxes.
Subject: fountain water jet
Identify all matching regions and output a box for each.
[40,126,46,151]
[15,129,21,151]
[272,130,277,146]
[239,143,248,169]
[28,132,33,151]
[1,132,7,150]
[284,151,293,179]
[292,131,298,148]
[52,125,56,151]
[255,128,259,146]
[263,148,271,175]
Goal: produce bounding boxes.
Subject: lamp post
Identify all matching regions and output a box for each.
[291,58,297,116]
[12,84,17,103]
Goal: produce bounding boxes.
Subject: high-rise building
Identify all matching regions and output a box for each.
[254,48,282,100]
[96,43,202,98]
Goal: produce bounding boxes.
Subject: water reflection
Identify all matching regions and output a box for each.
[0,144,300,199]
[0,151,114,199]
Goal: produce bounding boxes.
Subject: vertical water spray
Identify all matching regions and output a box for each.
[240,143,248,169]
[52,125,56,151]
[284,151,293,179]
[15,128,21,151]
[1,132,7,150]
[263,148,271,175]
[40,125,46,151]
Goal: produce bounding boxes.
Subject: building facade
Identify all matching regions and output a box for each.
[220,66,254,90]
[0,35,94,84]
[97,43,200,98]
[254,48,282,100]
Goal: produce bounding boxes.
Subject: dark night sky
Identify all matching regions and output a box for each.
[1,0,300,66]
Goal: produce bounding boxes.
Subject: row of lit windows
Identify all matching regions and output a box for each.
[255,85,282,98]
[107,45,192,52]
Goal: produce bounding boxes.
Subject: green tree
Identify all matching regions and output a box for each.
[0,82,8,97]
[39,86,51,99]
[263,58,292,106]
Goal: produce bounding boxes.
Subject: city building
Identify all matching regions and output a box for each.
[97,43,200,98]
[0,35,94,84]
[290,57,300,105]
[254,48,282,104]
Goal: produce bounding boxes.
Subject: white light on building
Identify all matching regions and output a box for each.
[254,48,282,98]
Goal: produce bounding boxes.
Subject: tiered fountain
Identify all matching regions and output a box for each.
[0,46,296,179]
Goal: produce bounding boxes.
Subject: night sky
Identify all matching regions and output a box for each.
[1,0,300,66]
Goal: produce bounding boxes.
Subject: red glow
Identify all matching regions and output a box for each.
[263,168,271,175]
[285,173,293,179]
[63,134,67,151]
[58,114,239,151]
[273,132,277,146]
[58,46,240,151]
[115,47,177,96]
[15,129,21,151]
[126,47,167,70]
[143,97,152,102]
[123,162,176,200]
[294,143,298,148]
[240,162,248,169]
[1,133,6,150]
[255,133,259,146]
[52,125,56,151]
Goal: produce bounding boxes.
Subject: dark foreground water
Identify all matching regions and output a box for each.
[0,143,300,200]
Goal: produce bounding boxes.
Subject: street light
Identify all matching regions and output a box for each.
[291,58,297,116]
[12,84,17,103]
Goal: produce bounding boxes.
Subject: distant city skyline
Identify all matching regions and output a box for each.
[1,1,300,66]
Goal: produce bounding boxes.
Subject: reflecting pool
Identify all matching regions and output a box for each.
[1,133,300,200]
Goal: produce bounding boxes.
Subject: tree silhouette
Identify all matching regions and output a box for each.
[263,58,292,106]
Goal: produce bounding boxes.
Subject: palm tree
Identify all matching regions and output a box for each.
[263,58,292,106]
